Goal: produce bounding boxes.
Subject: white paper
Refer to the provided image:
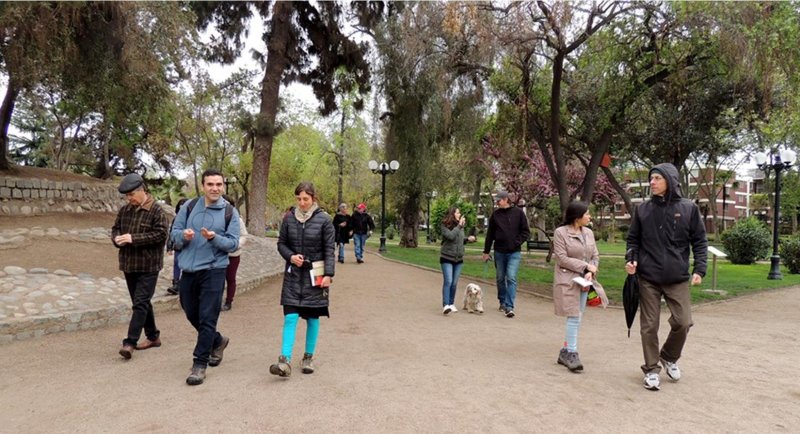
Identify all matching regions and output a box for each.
[572,276,593,287]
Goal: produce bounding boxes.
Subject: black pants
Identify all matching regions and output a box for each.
[123,271,160,346]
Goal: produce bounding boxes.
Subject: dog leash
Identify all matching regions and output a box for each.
[483,254,493,280]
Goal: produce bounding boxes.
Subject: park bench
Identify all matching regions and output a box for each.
[526,237,553,263]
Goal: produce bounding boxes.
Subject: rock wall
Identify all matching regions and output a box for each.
[0,176,123,215]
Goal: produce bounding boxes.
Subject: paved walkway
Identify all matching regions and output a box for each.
[0,247,798,433]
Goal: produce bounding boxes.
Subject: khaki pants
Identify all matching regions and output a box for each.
[639,278,693,374]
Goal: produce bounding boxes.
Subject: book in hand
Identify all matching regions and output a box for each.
[572,276,593,288]
[309,260,326,286]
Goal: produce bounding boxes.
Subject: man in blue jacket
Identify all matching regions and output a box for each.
[171,169,240,386]
[626,163,707,391]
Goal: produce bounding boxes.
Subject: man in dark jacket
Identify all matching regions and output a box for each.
[350,203,375,264]
[626,162,708,391]
[112,173,169,360]
[332,203,352,263]
[482,191,530,318]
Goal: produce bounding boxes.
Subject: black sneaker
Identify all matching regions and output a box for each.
[357,258,364,264]
[208,336,229,367]
[338,259,344,264]
[221,302,232,311]
[505,308,515,318]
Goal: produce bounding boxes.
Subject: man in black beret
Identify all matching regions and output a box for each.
[112,173,169,360]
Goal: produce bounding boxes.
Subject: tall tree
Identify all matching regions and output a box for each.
[193,1,372,234]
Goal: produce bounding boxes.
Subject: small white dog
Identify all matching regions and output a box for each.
[462,283,484,314]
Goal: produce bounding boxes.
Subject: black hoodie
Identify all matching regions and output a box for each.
[626,163,708,285]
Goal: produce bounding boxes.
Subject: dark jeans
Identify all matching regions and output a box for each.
[179,268,226,368]
[123,271,160,346]
[225,255,241,304]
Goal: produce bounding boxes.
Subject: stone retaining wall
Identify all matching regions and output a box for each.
[0,176,123,216]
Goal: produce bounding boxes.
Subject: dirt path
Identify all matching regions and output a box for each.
[1,252,797,433]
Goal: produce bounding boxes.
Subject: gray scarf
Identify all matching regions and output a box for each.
[294,203,319,223]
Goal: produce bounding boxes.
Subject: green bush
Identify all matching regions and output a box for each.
[429,194,477,240]
[720,217,771,264]
[780,236,800,274]
[386,225,396,240]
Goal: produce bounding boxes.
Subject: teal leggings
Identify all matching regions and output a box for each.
[280,313,320,360]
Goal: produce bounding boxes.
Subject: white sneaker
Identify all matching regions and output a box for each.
[643,372,660,391]
[443,305,452,315]
[661,358,681,381]
[450,305,458,313]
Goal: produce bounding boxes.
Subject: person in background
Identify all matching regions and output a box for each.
[170,169,240,386]
[552,201,602,372]
[439,207,476,315]
[482,190,530,318]
[166,198,188,296]
[222,195,247,312]
[112,173,169,359]
[350,203,375,264]
[332,203,352,264]
[626,162,707,391]
[270,182,335,378]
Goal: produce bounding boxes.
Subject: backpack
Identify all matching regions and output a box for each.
[168,198,234,251]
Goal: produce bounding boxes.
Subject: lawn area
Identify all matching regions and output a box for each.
[368,236,800,304]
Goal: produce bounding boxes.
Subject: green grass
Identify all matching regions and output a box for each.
[371,237,800,304]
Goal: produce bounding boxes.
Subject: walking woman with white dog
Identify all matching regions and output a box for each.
[552,201,606,372]
[270,182,335,378]
[439,207,474,315]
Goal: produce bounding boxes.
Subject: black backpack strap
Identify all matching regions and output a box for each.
[184,198,233,231]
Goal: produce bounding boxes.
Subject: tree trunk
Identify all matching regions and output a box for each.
[248,1,292,236]
[0,80,19,170]
[547,51,569,213]
[398,195,419,248]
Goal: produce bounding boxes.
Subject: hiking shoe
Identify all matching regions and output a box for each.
[643,372,660,391]
[557,347,569,367]
[269,355,292,377]
[565,351,583,372]
[505,308,515,318]
[443,305,452,315]
[661,358,681,381]
[208,336,229,367]
[221,302,232,311]
[186,366,206,386]
[301,353,315,374]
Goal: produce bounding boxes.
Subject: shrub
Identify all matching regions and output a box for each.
[386,225,396,240]
[780,236,800,274]
[720,217,771,264]
[429,194,477,240]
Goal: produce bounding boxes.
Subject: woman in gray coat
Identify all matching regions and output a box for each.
[440,207,467,315]
[552,201,601,372]
[270,182,335,378]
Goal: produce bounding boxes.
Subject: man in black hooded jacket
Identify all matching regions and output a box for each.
[626,162,707,391]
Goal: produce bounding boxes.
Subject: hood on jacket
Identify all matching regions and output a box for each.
[649,163,683,203]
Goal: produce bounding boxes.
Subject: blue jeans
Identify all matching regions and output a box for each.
[337,243,346,262]
[494,251,521,310]
[353,233,368,260]
[179,268,226,368]
[440,261,463,306]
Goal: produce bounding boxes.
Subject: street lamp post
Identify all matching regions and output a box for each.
[754,148,797,280]
[368,160,400,253]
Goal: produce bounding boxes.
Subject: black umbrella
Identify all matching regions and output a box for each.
[623,249,639,338]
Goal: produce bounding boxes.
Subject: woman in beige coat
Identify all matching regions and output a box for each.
[552,201,603,372]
